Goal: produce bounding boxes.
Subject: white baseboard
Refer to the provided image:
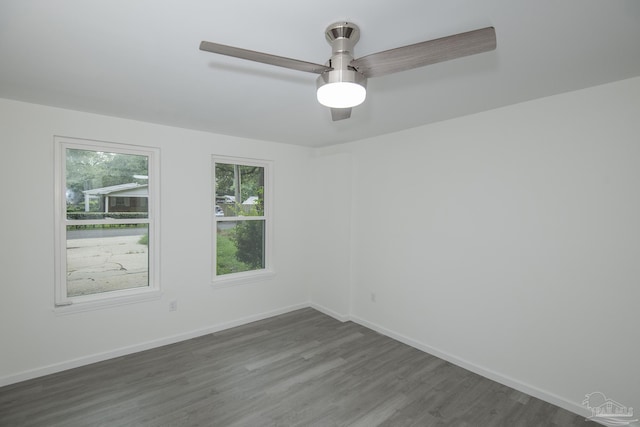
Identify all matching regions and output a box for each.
[0,302,308,388]
[348,314,597,423]
[308,302,350,322]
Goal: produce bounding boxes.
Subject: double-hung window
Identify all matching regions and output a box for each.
[213,156,273,284]
[54,137,160,310]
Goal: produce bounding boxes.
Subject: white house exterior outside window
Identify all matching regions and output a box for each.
[54,136,160,311]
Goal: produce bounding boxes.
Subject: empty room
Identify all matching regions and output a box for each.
[1,1,639,426]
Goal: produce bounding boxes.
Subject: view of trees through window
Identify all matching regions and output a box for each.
[64,148,150,297]
[214,162,266,276]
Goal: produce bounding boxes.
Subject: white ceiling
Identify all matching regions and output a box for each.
[1,1,639,147]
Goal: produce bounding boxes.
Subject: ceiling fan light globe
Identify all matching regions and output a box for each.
[317,82,366,108]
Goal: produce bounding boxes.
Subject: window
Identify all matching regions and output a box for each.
[54,137,160,310]
[213,156,273,284]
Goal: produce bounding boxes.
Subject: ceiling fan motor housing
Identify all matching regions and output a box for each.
[316,22,367,108]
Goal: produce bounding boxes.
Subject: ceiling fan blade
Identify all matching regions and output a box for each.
[331,108,352,121]
[199,41,331,75]
[351,27,496,78]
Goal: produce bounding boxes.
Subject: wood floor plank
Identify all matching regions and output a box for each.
[0,308,595,426]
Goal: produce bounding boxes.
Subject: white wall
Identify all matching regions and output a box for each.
[325,76,640,417]
[0,99,313,385]
[308,151,352,320]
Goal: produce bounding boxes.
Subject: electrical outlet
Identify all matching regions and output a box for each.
[370,292,376,303]
[169,300,178,312]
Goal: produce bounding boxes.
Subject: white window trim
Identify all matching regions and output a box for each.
[212,155,275,287]
[53,136,161,313]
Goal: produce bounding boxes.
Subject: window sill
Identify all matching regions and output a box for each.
[54,289,162,315]
[212,269,276,289]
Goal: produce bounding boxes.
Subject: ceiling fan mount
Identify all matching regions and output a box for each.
[200,21,496,121]
[324,21,360,53]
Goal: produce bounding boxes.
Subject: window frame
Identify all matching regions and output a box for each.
[54,136,161,312]
[212,155,274,286]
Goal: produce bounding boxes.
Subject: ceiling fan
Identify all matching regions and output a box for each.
[200,22,496,121]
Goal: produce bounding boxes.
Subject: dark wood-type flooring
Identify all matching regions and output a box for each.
[0,308,594,426]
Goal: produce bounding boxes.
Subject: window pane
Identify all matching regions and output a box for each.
[66,224,149,297]
[66,148,149,220]
[216,220,265,275]
[215,163,264,216]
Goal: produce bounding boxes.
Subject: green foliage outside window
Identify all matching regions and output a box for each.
[235,220,265,269]
[215,161,266,276]
[217,227,252,275]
